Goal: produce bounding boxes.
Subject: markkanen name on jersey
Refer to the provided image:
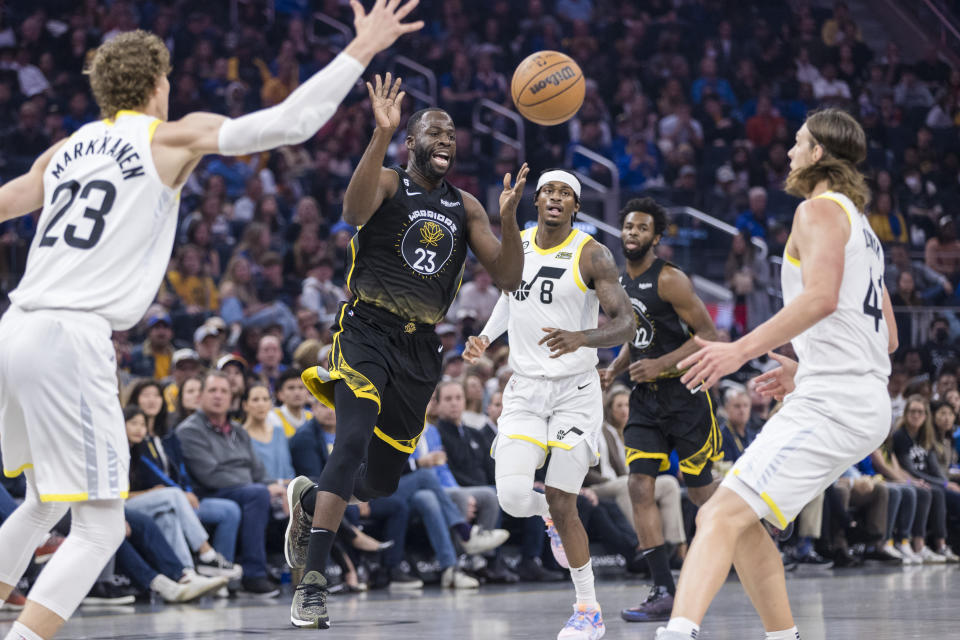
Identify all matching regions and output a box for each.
[51,134,145,181]
[408,209,458,234]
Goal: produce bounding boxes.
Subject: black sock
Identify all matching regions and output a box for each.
[642,545,675,594]
[305,528,336,575]
[451,522,472,542]
[299,485,318,516]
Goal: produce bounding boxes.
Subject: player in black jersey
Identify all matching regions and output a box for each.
[285,73,528,628]
[600,197,722,623]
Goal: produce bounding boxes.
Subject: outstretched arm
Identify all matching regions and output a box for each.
[0,140,67,224]
[540,241,636,357]
[465,164,528,292]
[152,0,422,185]
[678,197,848,390]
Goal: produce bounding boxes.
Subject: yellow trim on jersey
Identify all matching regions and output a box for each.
[273,408,315,438]
[103,109,147,126]
[571,235,592,292]
[546,439,575,450]
[677,390,724,477]
[813,192,854,225]
[345,235,358,292]
[624,448,670,472]
[148,118,161,141]
[39,490,129,503]
[732,469,789,528]
[784,250,801,267]
[529,226,578,255]
[504,434,548,451]
[329,332,382,410]
[373,426,424,454]
[3,462,33,478]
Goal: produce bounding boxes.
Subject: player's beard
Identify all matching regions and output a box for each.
[622,238,653,262]
[413,143,451,182]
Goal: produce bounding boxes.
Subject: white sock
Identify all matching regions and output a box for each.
[665,616,700,638]
[5,621,43,640]
[570,560,597,607]
[766,627,800,639]
[198,548,217,563]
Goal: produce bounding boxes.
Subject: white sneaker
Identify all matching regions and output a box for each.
[882,540,904,561]
[920,545,947,564]
[655,628,693,639]
[460,526,509,555]
[557,603,605,639]
[441,567,479,589]
[897,542,922,565]
[941,546,960,563]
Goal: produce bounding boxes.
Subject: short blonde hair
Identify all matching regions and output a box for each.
[86,30,171,119]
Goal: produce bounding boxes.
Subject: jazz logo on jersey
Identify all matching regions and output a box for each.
[554,426,584,442]
[630,297,655,350]
[513,266,565,302]
[401,212,455,276]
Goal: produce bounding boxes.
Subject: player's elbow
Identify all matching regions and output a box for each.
[495,272,522,292]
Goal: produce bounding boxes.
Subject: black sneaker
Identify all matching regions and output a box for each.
[793,549,834,569]
[621,584,674,622]
[291,571,330,629]
[832,547,863,569]
[515,556,565,582]
[82,578,137,606]
[196,552,243,580]
[241,575,280,598]
[285,476,315,570]
[387,565,423,589]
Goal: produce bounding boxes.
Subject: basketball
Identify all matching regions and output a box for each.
[511,50,585,126]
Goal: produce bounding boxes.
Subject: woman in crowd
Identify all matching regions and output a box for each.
[168,375,203,432]
[893,395,960,561]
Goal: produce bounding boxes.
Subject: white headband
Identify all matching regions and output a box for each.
[536,170,581,199]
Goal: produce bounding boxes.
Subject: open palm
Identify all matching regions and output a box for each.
[499,162,530,214]
[366,73,405,130]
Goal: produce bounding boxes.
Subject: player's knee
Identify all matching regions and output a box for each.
[496,477,535,518]
[628,473,656,506]
[544,487,577,522]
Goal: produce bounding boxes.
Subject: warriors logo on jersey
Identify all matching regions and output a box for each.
[400,214,456,277]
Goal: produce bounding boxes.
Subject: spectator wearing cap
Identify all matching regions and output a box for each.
[735,187,770,239]
[194,320,227,369]
[709,165,740,222]
[267,369,314,438]
[164,349,203,413]
[217,354,249,421]
[300,257,345,325]
[447,266,499,326]
[437,323,461,355]
[131,313,175,380]
[177,371,285,596]
[253,334,287,394]
[925,216,960,285]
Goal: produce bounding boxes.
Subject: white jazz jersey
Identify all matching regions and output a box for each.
[505,226,599,378]
[10,111,180,331]
[781,191,890,385]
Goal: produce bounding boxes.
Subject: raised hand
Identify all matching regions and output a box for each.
[350,0,424,55]
[366,73,405,131]
[499,162,530,215]
[753,351,798,401]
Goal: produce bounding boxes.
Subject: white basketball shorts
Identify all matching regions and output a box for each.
[494,369,602,492]
[722,375,890,528]
[0,305,129,502]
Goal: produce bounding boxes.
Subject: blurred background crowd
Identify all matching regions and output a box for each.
[2,0,960,607]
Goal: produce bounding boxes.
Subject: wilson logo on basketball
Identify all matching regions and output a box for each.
[529,66,577,94]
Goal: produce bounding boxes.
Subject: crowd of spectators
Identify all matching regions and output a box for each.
[1,0,960,608]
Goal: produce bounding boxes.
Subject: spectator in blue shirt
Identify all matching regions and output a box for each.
[691,57,738,107]
[735,187,770,239]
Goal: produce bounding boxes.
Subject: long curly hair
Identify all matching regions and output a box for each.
[86,30,171,119]
[785,108,870,212]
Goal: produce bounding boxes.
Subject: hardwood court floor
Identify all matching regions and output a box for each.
[2,565,956,639]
